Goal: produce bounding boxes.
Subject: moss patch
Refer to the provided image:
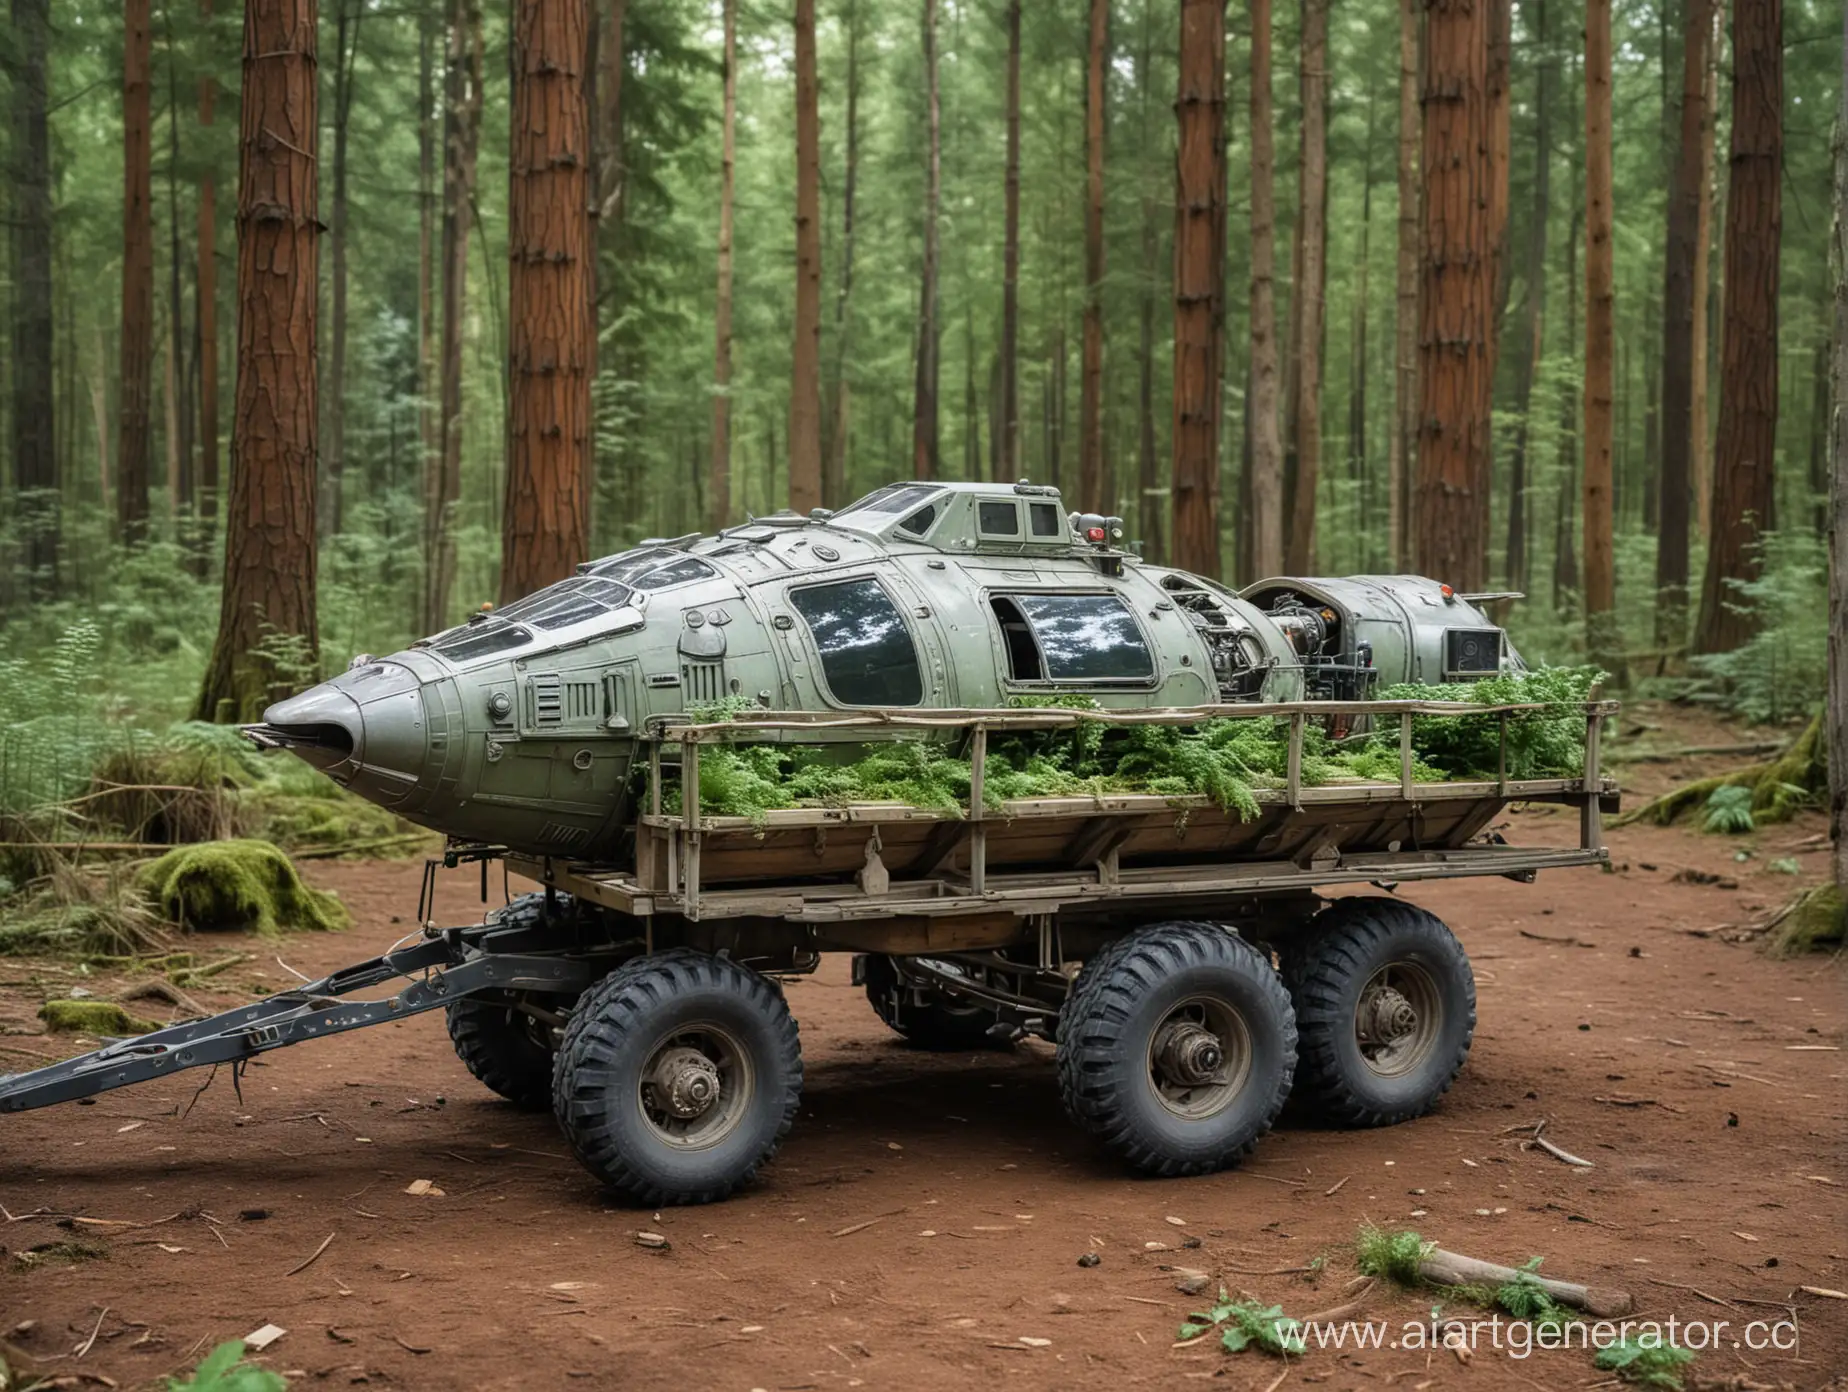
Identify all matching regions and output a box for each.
[39,999,161,1034]
[139,840,349,937]
[1617,714,1827,831]
[11,1238,108,1271]
[1765,883,1845,957]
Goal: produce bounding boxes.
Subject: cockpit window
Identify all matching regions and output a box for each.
[496,577,634,631]
[896,504,937,536]
[584,548,671,583]
[788,579,924,707]
[1008,593,1153,682]
[633,555,716,589]
[429,621,534,663]
[834,483,943,519]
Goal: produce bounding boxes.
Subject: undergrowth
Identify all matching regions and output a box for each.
[1177,1291,1307,1356]
[669,669,1601,821]
[1595,1338,1698,1390]
[165,1340,288,1392]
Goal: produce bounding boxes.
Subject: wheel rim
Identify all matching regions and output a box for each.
[637,1022,754,1151]
[1145,995,1253,1120]
[1353,961,1443,1079]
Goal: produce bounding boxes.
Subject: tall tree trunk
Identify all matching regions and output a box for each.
[1553,201,1581,608]
[1828,0,1845,890]
[1414,0,1493,592]
[196,0,220,562]
[415,1,436,621]
[1079,0,1108,508]
[9,0,58,590]
[1171,0,1227,578]
[1350,94,1377,563]
[999,0,1021,480]
[163,14,194,524]
[789,0,823,509]
[1694,0,1782,654]
[1691,6,1719,539]
[502,0,593,605]
[595,0,625,220]
[424,0,481,633]
[1284,0,1327,573]
[1582,0,1621,672]
[1655,0,1713,646]
[824,0,860,508]
[119,0,155,542]
[1135,0,1162,563]
[708,0,736,530]
[1390,0,1418,570]
[195,0,320,721]
[1505,0,1550,594]
[1247,0,1283,577]
[1486,0,1512,341]
[910,0,941,481]
[323,0,361,537]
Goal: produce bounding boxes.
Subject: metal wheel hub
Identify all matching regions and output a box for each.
[649,1046,722,1120]
[1356,985,1418,1047]
[1154,1020,1225,1088]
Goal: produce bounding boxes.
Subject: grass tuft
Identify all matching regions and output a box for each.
[1354,1224,1434,1285]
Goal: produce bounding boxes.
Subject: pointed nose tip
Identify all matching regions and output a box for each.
[260,683,364,775]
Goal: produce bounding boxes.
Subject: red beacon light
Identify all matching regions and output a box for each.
[1085,526,1107,542]
[1439,584,1455,602]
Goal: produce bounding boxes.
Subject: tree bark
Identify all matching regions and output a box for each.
[910,0,942,482]
[415,3,436,625]
[1414,0,1493,592]
[1828,0,1845,890]
[1284,0,1327,573]
[9,0,58,589]
[423,0,481,633]
[824,0,860,509]
[195,0,320,721]
[708,0,736,531]
[999,0,1021,481]
[120,0,156,542]
[196,0,220,561]
[1247,0,1283,578]
[1350,94,1377,559]
[1505,0,1550,594]
[1079,0,1108,509]
[1486,0,1512,342]
[1654,0,1713,647]
[502,0,593,605]
[1583,0,1621,672]
[1691,5,1719,539]
[1694,0,1782,654]
[1172,0,1226,577]
[1390,0,1418,571]
[1136,0,1162,563]
[323,0,362,537]
[789,0,824,509]
[595,0,625,221]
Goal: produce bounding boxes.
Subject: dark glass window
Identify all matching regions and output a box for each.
[978,501,1021,536]
[584,548,672,582]
[1013,594,1153,682]
[836,482,943,518]
[496,577,634,631]
[634,556,716,590]
[1029,502,1064,538]
[432,622,534,663]
[897,504,937,536]
[789,580,924,706]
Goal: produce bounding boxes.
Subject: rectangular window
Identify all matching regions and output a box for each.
[978,500,1022,537]
[1009,593,1153,682]
[1029,502,1064,538]
[789,579,925,706]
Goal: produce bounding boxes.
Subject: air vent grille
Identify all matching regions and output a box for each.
[529,674,563,727]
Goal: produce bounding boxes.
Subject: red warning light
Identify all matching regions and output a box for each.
[1086,526,1107,542]
[1439,584,1455,600]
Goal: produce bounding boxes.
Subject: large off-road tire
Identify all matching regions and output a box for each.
[552,950,802,1206]
[1281,897,1475,1127]
[444,892,576,1110]
[446,995,558,1111]
[862,954,1003,1051]
[1057,922,1296,1177]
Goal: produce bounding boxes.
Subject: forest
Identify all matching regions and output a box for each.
[0,0,1843,754]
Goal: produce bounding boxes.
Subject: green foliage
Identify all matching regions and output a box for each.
[1354,1224,1434,1285]
[1765,883,1846,957]
[1701,784,1756,833]
[1370,667,1606,780]
[140,840,350,937]
[1177,1291,1306,1356]
[166,1341,288,1392]
[1686,530,1830,724]
[1594,1338,1697,1390]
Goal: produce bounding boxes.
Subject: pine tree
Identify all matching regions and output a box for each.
[119,0,156,541]
[789,0,824,508]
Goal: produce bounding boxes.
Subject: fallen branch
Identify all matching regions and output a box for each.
[284,1232,335,1277]
[1417,1249,1633,1317]
[1530,1135,1594,1168]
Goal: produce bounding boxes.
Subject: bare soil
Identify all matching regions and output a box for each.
[2,706,1844,1391]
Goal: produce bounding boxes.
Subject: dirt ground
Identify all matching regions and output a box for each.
[1,707,1844,1391]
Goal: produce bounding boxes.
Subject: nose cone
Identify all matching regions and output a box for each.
[253,661,436,804]
[260,683,365,777]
